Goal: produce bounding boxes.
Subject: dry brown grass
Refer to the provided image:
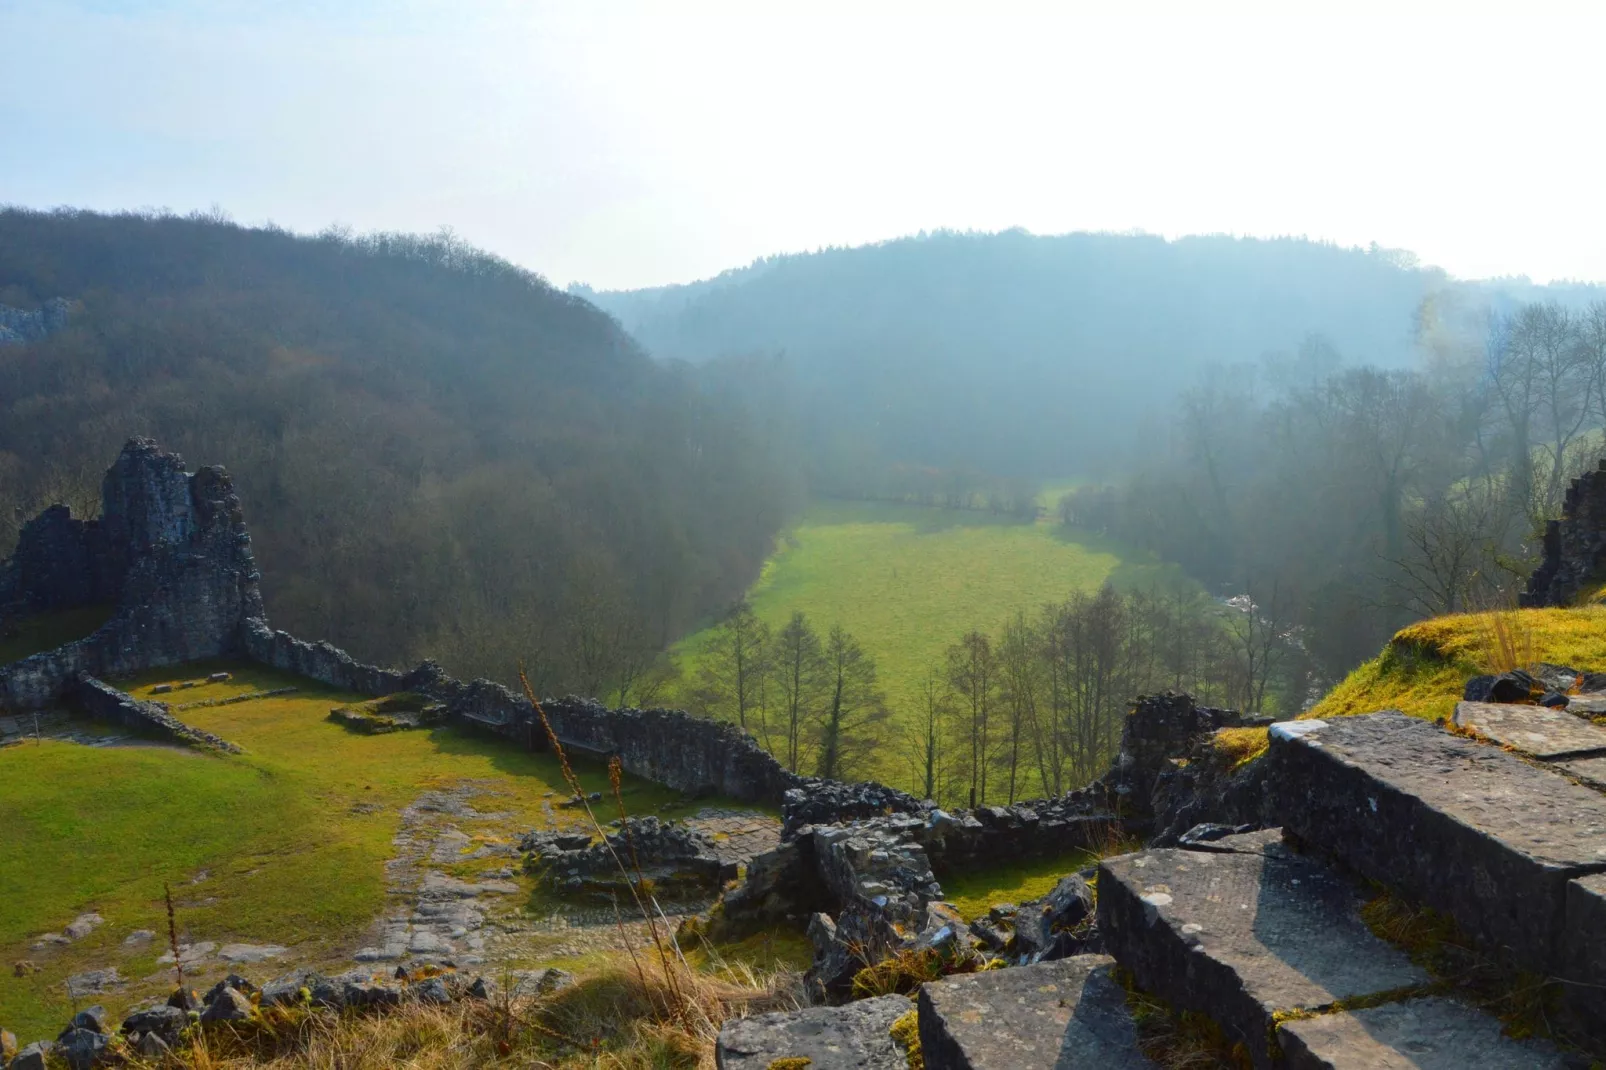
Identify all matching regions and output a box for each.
[118,957,800,1069]
[1480,607,1536,677]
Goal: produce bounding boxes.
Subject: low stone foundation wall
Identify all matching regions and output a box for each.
[74,675,241,753]
[242,621,408,697]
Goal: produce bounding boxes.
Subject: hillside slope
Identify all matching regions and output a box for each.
[0,208,793,689]
[585,230,1450,476]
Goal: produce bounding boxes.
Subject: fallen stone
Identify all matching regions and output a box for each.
[1540,691,1571,709]
[1175,821,1257,847]
[918,954,1153,1069]
[31,933,69,948]
[969,918,1008,953]
[205,973,259,1002]
[1011,874,1093,963]
[1453,701,1606,760]
[1177,826,1284,855]
[466,976,496,1000]
[54,1027,108,1070]
[122,1005,187,1045]
[200,986,254,1023]
[1472,669,1539,703]
[1277,996,1567,1069]
[65,968,121,998]
[135,1031,172,1060]
[63,913,104,941]
[1269,712,1606,976]
[151,684,173,694]
[410,976,452,1003]
[208,672,232,683]
[1099,840,1429,1063]
[122,929,155,947]
[510,967,573,997]
[12,1041,52,1070]
[715,992,911,1069]
[218,942,287,964]
[158,940,216,965]
[66,1006,110,1035]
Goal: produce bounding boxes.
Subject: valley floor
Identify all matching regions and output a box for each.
[667,498,1189,790]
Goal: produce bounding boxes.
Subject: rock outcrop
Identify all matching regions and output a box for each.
[0,298,69,347]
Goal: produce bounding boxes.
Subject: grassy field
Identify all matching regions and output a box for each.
[0,662,730,1039]
[667,499,1187,790]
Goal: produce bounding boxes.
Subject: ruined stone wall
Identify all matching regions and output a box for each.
[0,439,264,710]
[1523,458,1606,607]
[240,621,808,805]
[1,439,926,816]
[75,674,241,752]
[242,620,410,697]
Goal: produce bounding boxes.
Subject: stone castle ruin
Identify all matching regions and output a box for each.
[10,440,1606,1068]
[1524,457,1606,607]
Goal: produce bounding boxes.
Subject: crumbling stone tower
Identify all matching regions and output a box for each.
[0,438,265,708]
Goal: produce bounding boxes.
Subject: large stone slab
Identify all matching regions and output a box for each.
[1267,713,1606,974]
[917,954,1154,1070]
[1277,996,1568,1069]
[1557,755,1606,792]
[1453,701,1606,760]
[714,993,911,1069]
[1098,841,1429,1068]
[1561,873,1606,1039]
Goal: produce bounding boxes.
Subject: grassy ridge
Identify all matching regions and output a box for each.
[0,663,720,1039]
[1307,607,1606,722]
[668,499,1186,789]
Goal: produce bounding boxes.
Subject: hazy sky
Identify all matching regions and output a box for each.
[3,0,1604,290]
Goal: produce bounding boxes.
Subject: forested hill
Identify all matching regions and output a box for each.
[582,231,1448,477]
[0,208,796,691]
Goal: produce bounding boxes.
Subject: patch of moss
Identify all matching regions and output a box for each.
[937,849,1097,922]
[1211,726,1269,769]
[889,1006,922,1069]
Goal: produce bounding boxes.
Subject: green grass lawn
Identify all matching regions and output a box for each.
[0,662,733,1039]
[938,850,1098,922]
[667,499,1187,791]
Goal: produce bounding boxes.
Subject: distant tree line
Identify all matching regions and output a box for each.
[1064,301,1606,708]
[695,582,1291,803]
[810,459,1039,519]
[0,208,802,691]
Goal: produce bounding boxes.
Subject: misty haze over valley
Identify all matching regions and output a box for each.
[5,4,1606,1067]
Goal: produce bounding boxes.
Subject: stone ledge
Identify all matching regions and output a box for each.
[1099,839,1429,1068]
[1277,996,1568,1070]
[917,955,1154,1070]
[1268,712,1606,976]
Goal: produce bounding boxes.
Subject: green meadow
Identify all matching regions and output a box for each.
[668,499,1188,789]
[0,662,724,1039]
